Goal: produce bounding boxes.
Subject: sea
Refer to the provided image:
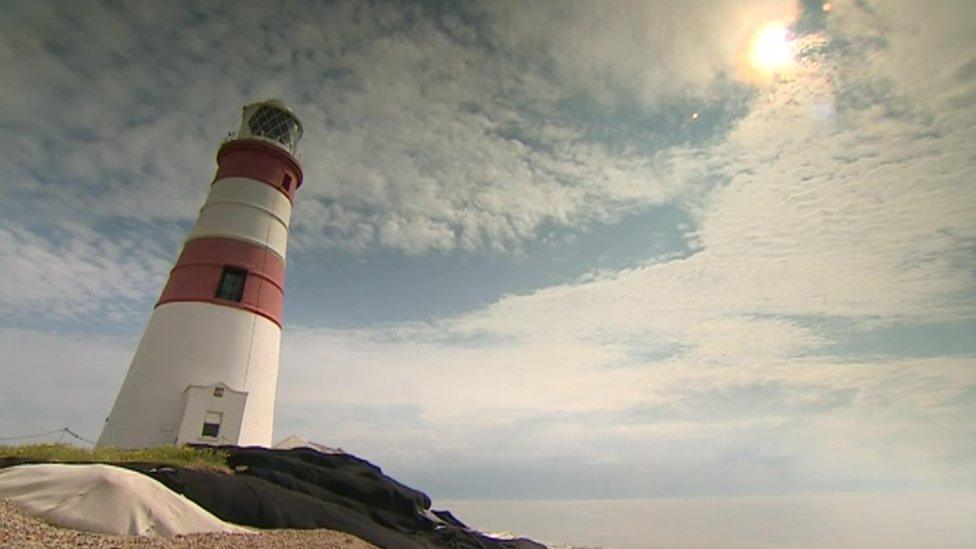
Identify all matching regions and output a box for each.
[437,492,976,548]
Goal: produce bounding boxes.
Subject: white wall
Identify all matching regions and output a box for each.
[97,302,282,448]
[189,177,292,258]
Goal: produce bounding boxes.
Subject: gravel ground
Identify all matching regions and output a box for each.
[0,500,377,548]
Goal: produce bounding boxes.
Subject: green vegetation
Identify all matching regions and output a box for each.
[0,443,230,472]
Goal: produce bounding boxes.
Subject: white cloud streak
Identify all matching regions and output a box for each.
[0,222,171,321]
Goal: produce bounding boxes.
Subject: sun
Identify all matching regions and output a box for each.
[750,22,795,74]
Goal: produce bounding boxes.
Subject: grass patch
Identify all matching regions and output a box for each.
[0,444,230,473]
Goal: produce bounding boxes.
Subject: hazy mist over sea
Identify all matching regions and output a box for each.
[440,493,976,548]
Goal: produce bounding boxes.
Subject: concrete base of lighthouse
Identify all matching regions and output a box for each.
[97,302,281,448]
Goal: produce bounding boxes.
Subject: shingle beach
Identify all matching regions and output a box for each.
[0,500,376,548]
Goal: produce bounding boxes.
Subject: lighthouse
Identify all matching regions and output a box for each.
[98,100,304,448]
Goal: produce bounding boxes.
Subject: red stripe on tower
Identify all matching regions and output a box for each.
[157,237,286,327]
[214,139,304,203]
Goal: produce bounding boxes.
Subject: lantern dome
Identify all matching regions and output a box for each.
[235,100,303,154]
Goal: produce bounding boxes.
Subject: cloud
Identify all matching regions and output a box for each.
[267,0,976,496]
[480,0,796,103]
[438,1,976,350]
[0,328,134,440]
[274,323,975,496]
[0,0,786,257]
[0,221,171,323]
[833,0,976,111]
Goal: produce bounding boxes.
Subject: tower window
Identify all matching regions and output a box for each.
[201,411,222,438]
[282,173,292,191]
[215,267,247,302]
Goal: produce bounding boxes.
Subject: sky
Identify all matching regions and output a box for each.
[1,0,974,502]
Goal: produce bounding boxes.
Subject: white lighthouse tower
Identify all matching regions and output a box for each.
[98,101,304,448]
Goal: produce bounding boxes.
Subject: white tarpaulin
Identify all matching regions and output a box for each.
[0,463,252,536]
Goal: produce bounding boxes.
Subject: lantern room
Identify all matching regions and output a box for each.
[236,100,304,155]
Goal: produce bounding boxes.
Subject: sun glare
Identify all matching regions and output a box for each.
[750,23,795,74]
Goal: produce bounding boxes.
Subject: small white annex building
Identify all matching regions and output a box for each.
[175,383,248,447]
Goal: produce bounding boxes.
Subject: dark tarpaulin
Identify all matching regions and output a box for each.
[0,447,546,549]
[120,461,427,548]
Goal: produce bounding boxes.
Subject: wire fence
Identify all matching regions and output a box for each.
[0,427,97,446]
